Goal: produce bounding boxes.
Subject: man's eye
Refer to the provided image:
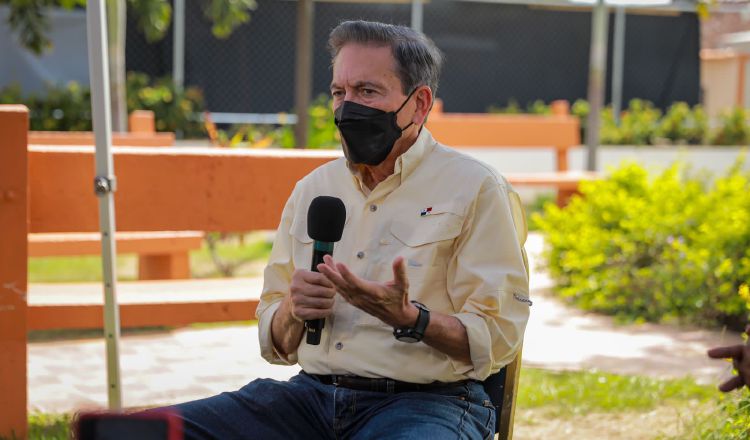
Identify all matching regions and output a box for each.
[331,90,344,98]
[362,89,376,96]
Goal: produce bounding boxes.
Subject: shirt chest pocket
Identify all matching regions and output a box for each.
[389,202,465,269]
[289,210,352,271]
[289,220,313,271]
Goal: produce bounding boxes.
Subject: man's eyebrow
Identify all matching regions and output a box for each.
[329,81,386,90]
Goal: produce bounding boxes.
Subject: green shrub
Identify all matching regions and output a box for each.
[690,392,750,439]
[489,98,750,146]
[0,73,205,137]
[655,102,708,145]
[614,99,663,145]
[0,81,93,131]
[712,107,750,146]
[487,98,523,114]
[215,95,340,149]
[276,95,340,149]
[125,72,205,138]
[533,160,750,329]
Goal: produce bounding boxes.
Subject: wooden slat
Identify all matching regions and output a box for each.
[29,146,340,233]
[0,105,29,438]
[28,131,175,147]
[28,301,259,331]
[28,231,204,257]
[505,171,599,189]
[426,114,580,148]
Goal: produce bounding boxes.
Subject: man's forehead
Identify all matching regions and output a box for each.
[331,43,399,84]
[333,43,396,73]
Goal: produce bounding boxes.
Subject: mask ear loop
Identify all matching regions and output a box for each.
[395,87,421,114]
[394,86,422,132]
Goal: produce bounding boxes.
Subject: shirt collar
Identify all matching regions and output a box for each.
[346,127,435,191]
[394,127,434,182]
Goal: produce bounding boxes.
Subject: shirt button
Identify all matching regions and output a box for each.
[356,251,365,259]
[335,342,343,350]
[369,204,377,212]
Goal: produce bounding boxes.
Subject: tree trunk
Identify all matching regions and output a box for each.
[107,0,128,132]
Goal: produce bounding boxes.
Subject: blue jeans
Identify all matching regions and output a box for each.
[168,372,496,439]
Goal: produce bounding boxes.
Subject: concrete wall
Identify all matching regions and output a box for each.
[701,49,746,119]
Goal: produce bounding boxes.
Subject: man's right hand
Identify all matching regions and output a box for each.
[288,269,337,321]
[271,269,337,356]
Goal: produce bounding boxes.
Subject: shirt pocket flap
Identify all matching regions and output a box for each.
[391,201,465,247]
[289,208,351,244]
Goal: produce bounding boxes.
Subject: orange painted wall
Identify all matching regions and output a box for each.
[0,105,29,439]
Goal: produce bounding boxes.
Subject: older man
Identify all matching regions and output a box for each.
[171,20,530,439]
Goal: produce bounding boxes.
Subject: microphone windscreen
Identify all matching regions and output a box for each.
[307,196,346,242]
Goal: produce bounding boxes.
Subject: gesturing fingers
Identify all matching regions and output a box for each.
[390,256,408,291]
[317,255,346,287]
[719,375,745,393]
[298,269,335,288]
[317,255,375,304]
[707,345,745,360]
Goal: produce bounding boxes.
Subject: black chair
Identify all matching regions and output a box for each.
[481,353,522,439]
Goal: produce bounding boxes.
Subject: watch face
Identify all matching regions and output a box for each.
[396,334,420,343]
[393,327,421,343]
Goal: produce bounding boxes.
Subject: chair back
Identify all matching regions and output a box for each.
[482,353,522,438]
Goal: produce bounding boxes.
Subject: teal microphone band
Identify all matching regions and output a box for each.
[314,241,334,253]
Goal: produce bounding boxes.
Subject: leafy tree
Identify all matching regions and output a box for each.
[2,0,256,130]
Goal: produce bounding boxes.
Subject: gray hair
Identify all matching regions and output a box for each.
[328,20,444,97]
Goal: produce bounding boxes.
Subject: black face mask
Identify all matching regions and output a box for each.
[334,89,417,165]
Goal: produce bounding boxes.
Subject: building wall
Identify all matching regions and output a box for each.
[701,50,746,119]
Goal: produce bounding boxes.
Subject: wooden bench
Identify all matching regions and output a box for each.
[426,100,593,206]
[505,171,598,207]
[27,111,187,280]
[26,277,262,331]
[28,231,203,280]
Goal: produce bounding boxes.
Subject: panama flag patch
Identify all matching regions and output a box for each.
[420,207,433,217]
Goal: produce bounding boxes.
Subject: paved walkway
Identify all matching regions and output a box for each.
[27,233,742,413]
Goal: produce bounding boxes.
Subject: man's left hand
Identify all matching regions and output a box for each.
[317,254,418,328]
[707,324,750,392]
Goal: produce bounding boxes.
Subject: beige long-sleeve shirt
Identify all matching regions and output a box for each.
[256,128,530,383]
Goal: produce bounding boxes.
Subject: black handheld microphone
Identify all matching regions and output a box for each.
[305,196,346,345]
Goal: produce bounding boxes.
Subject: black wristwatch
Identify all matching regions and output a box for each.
[393,301,430,343]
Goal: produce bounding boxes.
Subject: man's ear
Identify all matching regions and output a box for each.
[412,86,433,126]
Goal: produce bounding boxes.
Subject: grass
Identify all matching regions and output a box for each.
[8,368,729,440]
[28,232,273,283]
[27,414,72,440]
[517,368,715,415]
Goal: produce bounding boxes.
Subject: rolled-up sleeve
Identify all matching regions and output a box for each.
[256,188,299,365]
[447,176,530,380]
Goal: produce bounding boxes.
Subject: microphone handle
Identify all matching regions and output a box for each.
[305,242,334,345]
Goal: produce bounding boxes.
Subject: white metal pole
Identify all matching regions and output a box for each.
[86,0,123,410]
[173,0,186,90]
[585,0,609,172]
[612,6,626,125]
[411,0,423,33]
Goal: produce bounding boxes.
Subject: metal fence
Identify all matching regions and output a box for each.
[125,1,699,117]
